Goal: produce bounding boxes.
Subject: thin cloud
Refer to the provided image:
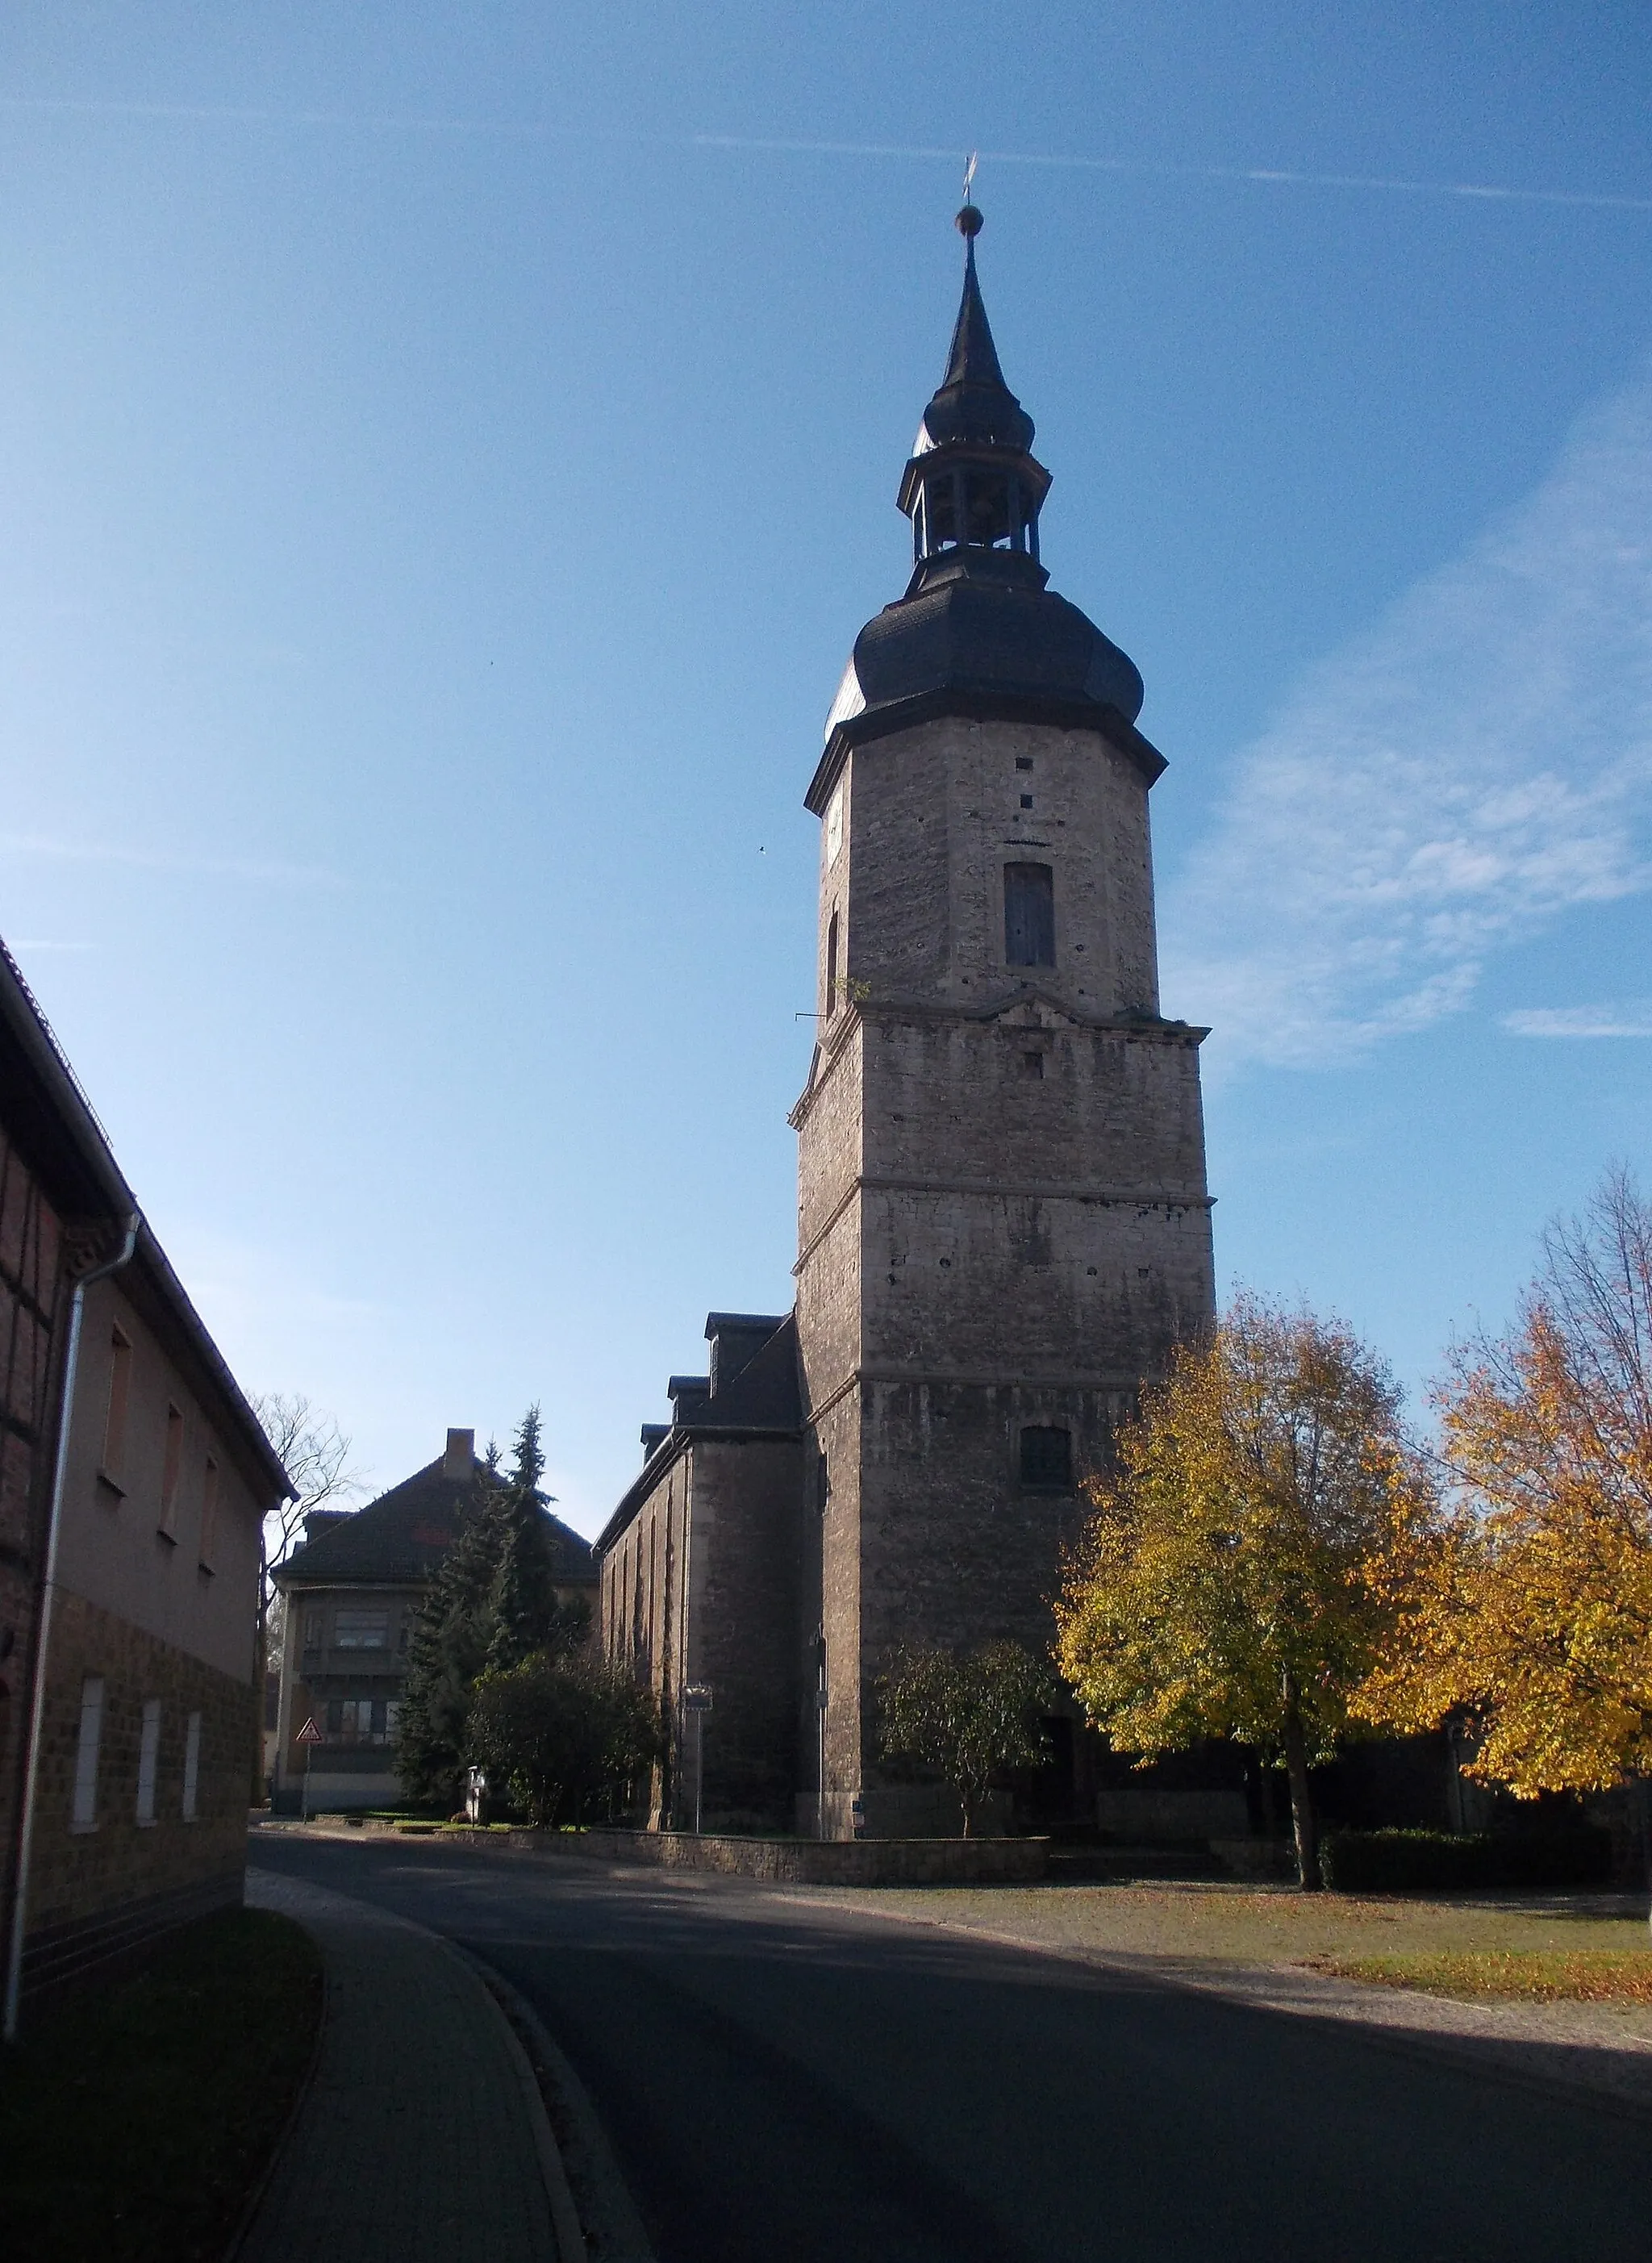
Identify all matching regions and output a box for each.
[1161,368,1652,1071]
[0,833,342,888]
[1503,1002,1652,1038]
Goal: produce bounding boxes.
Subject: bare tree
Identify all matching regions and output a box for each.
[246,1392,363,1803]
[254,1391,366,1597]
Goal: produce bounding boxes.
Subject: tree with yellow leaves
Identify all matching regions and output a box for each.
[1056,1295,1426,1888]
[1356,1169,1652,1851]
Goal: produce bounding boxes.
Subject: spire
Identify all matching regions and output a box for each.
[897,203,1048,583]
[916,204,1035,457]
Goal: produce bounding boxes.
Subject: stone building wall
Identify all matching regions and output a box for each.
[793,707,1215,1832]
[603,1436,803,1831]
[19,1587,248,1998]
[686,1438,802,1828]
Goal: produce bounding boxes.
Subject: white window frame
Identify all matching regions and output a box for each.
[181,1710,202,1821]
[71,1676,104,1831]
[136,1697,161,1824]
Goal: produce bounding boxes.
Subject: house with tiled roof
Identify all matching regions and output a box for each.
[269,1427,598,1812]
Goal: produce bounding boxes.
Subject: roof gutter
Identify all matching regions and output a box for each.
[4,1212,140,2042]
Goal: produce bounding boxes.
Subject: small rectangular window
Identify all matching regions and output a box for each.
[159,1405,184,1537]
[136,1697,161,1824]
[1015,757,1033,771]
[1021,1051,1045,1079]
[333,1610,390,1650]
[72,1676,104,1831]
[181,1710,202,1821]
[1004,863,1055,968]
[825,910,841,1018]
[198,1456,220,1568]
[102,1329,131,1478]
[1020,1426,1073,1491]
[302,1610,323,1651]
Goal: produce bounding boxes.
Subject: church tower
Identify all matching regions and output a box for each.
[791,207,1216,1835]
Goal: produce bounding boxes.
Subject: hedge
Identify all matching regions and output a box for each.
[1319,1826,1612,1893]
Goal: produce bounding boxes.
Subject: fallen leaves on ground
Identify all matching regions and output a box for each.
[1304,1950,1652,2003]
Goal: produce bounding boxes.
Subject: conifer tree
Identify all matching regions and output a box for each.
[395,1411,591,1808]
[394,1443,504,1806]
[487,1407,562,1670]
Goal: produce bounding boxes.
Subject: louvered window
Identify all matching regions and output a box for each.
[1004,863,1055,967]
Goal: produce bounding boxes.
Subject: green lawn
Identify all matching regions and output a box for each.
[0,1906,323,2263]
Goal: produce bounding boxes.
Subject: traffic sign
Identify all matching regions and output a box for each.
[681,1685,712,1713]
[296,1717,323,1743]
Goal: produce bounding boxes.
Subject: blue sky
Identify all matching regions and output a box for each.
[4,4,1651,1531]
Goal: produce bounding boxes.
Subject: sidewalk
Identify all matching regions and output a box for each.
[240,1870,567,2263]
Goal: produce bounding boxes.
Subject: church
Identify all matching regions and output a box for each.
[594,206,1216,1838]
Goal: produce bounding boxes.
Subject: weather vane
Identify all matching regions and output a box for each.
[963,150,978,203]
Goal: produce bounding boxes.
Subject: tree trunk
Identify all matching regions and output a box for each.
[1280,1675,1320,1890]
[1637,1777,1652,1931]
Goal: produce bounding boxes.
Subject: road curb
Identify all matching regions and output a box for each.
[451,1943,588,2263]
[460,1951,657,2263]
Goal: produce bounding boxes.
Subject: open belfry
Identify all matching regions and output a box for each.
[598,205,1215,1835]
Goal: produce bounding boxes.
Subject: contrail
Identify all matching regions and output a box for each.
[690,132,1652,214]
[2,98,1647,214]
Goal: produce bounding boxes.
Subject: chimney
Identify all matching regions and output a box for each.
[443,1428,475,1481]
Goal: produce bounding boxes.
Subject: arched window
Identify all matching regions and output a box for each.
[1004,863,1054,967]
[1020,1426,1072,1492]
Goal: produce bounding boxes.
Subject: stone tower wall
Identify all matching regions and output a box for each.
[794,708,1215,1834]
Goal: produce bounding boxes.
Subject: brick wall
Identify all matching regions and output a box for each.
[19,1587,248,2000]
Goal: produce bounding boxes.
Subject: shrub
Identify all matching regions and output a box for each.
[467,1649,665,1827]
[1319,1826,1612,1893]
[876,1640,1053,1835]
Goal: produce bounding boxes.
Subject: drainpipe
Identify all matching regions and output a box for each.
[3,1213,140,2041]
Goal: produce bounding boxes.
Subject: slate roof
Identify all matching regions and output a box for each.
[597,1312,803,1552]
[276,1457,598,1590]
[806,211,1155,812]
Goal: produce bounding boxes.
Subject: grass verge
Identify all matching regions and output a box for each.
[819,1881,1652,1977]
[1307,1949,1652,2004]
[0,1906,323,2263]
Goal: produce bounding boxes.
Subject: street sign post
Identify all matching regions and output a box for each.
[296,1715,322,1822]
[681,1687,712,1834]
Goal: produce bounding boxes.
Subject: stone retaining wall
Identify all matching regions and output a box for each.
[302,1818,1049,1885]
[530,1827,1050,1885]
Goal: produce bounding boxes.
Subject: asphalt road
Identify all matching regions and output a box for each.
[249,1836,1651,2263]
